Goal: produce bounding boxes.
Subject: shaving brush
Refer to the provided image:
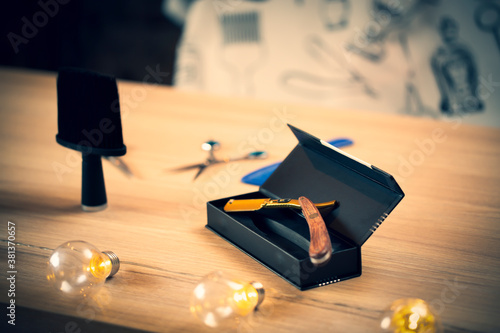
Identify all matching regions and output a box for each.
[56,68,126,211]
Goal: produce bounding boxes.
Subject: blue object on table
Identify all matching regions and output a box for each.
[241,138,354,186]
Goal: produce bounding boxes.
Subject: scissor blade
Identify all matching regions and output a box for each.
[171,163,206,172]
[193,164,207,180]
[104,156,134,178]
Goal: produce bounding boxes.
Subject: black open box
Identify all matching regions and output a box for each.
[207,125,404,290]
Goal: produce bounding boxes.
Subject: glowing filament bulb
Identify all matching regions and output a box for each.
[190,271,265,328]
[46,240,119,297]
[379,298,442,333]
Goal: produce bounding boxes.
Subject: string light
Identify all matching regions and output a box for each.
[379,298,442,333]
[46,240,119,297]
[190,271,265,328]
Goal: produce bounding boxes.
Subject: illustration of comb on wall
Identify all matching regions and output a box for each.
[56,67,126,211]
[220,11,265,96]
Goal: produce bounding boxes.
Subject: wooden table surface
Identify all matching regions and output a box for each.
[1,67,499,333]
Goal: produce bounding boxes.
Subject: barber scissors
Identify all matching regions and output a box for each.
[103,156,134,178]
[171,140,268,180]
[474,2,500,51]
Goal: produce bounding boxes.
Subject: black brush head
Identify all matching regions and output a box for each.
[56,67,126,156]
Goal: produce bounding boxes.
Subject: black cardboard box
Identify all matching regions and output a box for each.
[207,125,404,290]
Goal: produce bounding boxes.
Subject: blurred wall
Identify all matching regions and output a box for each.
[173,0,500,127]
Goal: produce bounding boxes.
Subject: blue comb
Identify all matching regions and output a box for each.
[241,138,353,186]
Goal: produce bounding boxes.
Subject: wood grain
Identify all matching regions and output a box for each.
[298,196,332,265]
[0,67,499,332]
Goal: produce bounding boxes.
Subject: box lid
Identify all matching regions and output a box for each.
[260,125,404,247]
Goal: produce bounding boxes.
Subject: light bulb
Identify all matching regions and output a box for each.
[190,271,265,328]
[379,298,442,333]
[46,240,119,297]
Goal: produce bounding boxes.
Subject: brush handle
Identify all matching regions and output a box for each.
[81,154,107,211]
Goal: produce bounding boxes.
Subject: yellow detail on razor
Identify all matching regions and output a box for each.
[223,198,337,212]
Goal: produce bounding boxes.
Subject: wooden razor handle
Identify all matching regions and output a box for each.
[298,196,332,266]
